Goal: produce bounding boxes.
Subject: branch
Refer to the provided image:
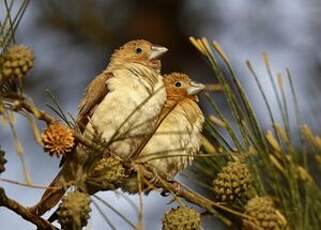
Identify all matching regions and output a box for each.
[3,94,56,124]
[139,166,250,226]
[157,177,245,220]
[18,99,56,124]
[0,187,56,230]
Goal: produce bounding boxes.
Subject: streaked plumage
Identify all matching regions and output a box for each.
[30,40,168,215]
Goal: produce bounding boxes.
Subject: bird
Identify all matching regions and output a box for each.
[30,39,168,216]
[47,72,205,224]
[120,72,205,193]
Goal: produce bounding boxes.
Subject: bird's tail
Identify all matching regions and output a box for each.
[47,207,60,224]
[29,168,69,216]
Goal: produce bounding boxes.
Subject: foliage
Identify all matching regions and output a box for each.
[188,37,321,229]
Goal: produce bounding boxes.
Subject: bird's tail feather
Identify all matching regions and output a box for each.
[47,207,59,224]
[29,169,67,216]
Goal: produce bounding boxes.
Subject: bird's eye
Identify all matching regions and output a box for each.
[175,81,182,87]
[135,47,142,54]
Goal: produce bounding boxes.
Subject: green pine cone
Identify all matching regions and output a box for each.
[213,161,251,202]
[87,156,127,193]
[0,147,7,174]
[0,44,34,80]
[162,206,201,230]
[57,191,91,230]
[243,196,287,230]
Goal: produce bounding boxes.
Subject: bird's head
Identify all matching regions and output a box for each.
[109,39,168,73]
[164,72,205,103]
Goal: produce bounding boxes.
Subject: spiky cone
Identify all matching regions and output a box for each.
[57,191,91,230]
[162,206,201,230]
[86,156,127,193]
[0,148,7,174]
[243,196,287,230]
[42,122,75,157]
[0,45,34,80]
[213,161,251,202]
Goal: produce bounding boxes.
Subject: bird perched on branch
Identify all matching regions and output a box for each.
[45,73,205,226]
[30,39,168,215]
[121,72,205,193]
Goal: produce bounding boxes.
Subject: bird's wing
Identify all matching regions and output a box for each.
[77,71,113,131]
[59,71,113,167]
[130,102,178,159]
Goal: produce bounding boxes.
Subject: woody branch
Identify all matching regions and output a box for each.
[0,187,56,230]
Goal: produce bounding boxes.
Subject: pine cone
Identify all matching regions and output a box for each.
[87,156,126,192]
[213,161,251,201]
[0,45,34,80]
[243,196,287,230]
[42,122,75,157]
[162,206,201,230]
[0,147,7,174]
[120,176,140,194]
[57,191,91,230]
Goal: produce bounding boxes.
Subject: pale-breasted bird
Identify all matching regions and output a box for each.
[120,72,205,193]
[45,73,205,224]
[31,40,168,215]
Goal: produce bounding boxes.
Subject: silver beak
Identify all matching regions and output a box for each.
[187,81,205,95]
[149,45,168,60]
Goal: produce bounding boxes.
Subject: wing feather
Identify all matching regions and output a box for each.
[59,71,113,167]
[77,71,113,131]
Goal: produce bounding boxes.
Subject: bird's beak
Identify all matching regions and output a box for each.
[187,81,205,95]
[149,45,168,60]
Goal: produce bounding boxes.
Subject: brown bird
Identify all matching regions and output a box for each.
[121,72,205,193]
[31,40,168,215]
[46,73,205,225]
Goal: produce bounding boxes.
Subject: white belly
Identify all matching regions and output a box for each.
[139,104,203,177]
[84,64,166,158]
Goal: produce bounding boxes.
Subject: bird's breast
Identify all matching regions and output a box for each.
[84,66,166,158]
[139,102,204,177]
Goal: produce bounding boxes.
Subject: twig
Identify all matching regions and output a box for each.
[2,93,56,123]
[145,168,250,225]
[0,187,56,230]
[13,96,55,123]
[135,165,145,230]
[0,178,64,190]
[205,84,223,92]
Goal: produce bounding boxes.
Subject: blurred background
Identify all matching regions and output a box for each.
[1,0,321,229]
